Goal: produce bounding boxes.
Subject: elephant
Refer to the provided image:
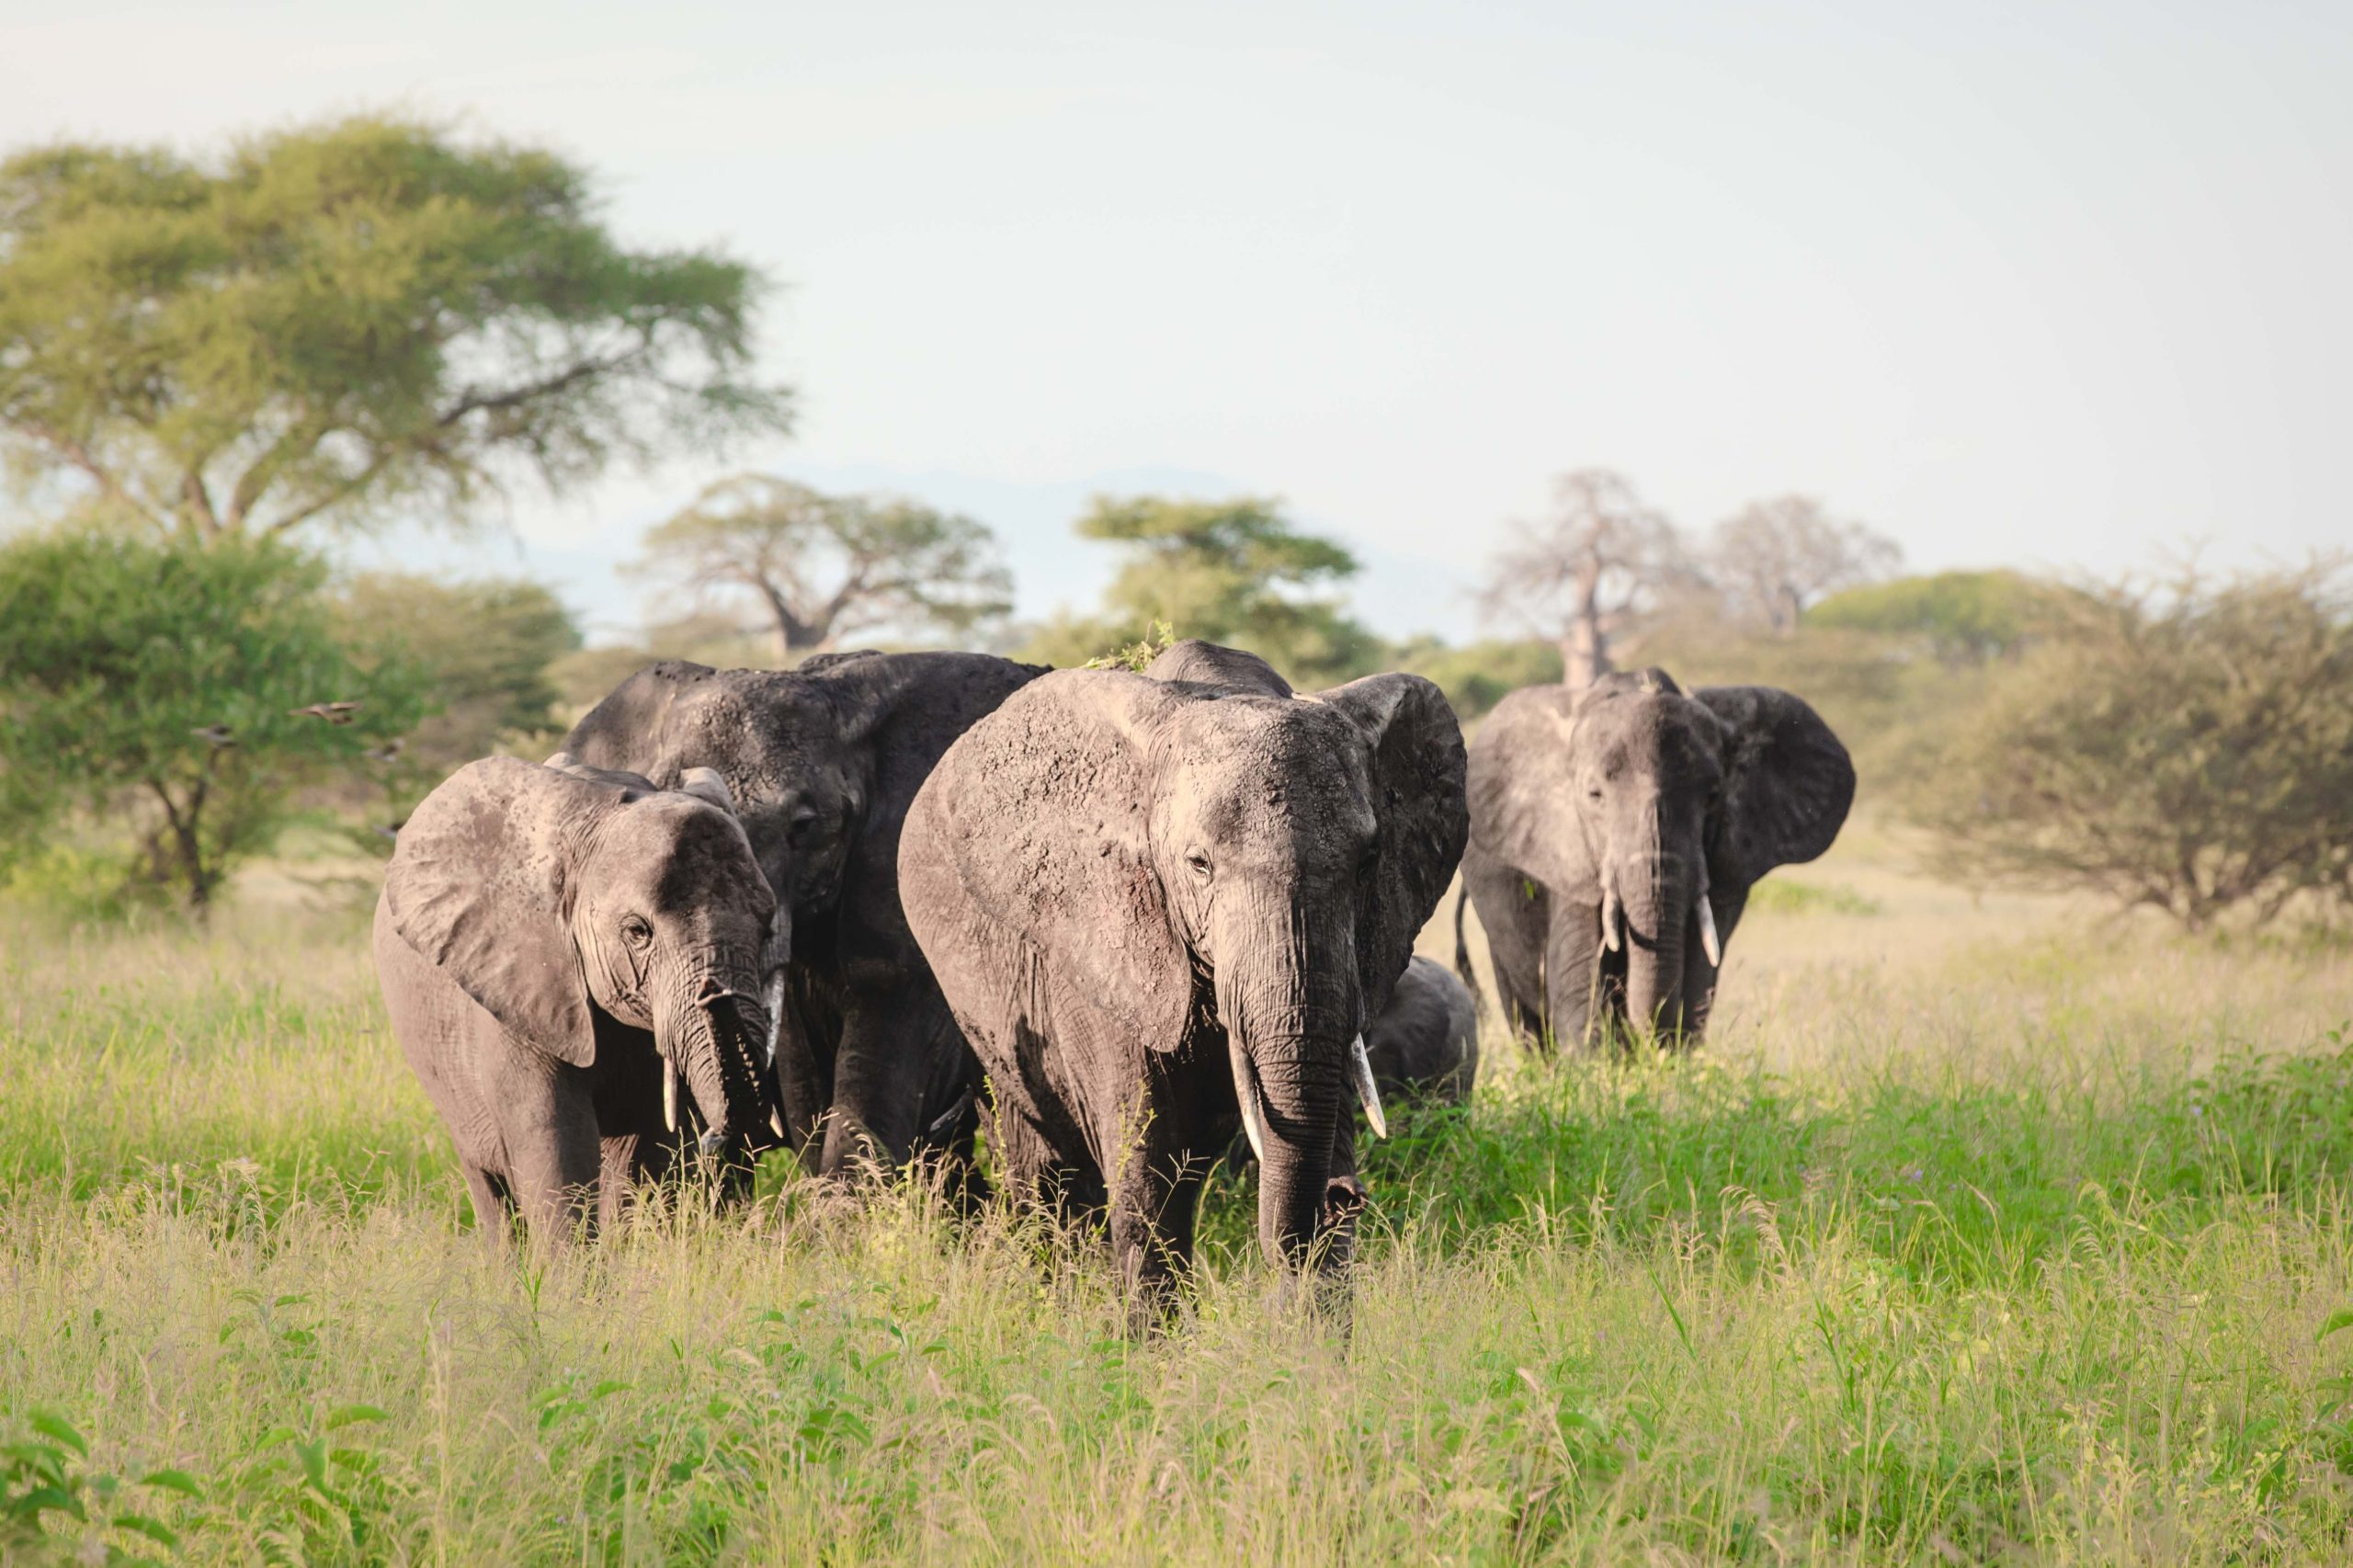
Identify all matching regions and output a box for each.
[559,651,1046,1187]
[374,755,779,1244]
[1460,667,1853,1048]
[898,639,1468,1312]
[1362,956,1480,1107]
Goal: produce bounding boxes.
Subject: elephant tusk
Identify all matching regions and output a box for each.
[663,1058,680,1136]
[769,1107,787,1140]
[1350,1034,1388,1140]
[1600,884,1622,953]
[1699,892,1722,968]
[762,972,785,1069]
[1227,1035,1269,1165]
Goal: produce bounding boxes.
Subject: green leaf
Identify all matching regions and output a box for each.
[28,1412,87,1457]
[111,1510,181,1548]
[137,1469,204,1498]
[2318,1308,2353,1342]
[324,1404,389,1430]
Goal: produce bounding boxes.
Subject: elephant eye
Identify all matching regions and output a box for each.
[1185,850,1212,881]
[786,808,821,846]
[1357,844,1381,881]
[620,915,654,949]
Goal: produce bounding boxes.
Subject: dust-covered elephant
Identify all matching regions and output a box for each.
[374,756,779,1244]
[560,652,1044,1187]
[1461,668,1853,1048]
[899,640,1467,1313]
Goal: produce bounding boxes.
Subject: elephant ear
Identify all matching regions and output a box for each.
[675,767,738,814]
[1316,673,1471,1017]
[904,668,1194,1056]
[1694,686,1857,887]
[383,756,609,1067]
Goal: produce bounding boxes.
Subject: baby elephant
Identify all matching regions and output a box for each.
[1363,956,1480,1108]
[375,755,781,1244]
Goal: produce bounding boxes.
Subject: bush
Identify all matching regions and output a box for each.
[0,528,426,910]
[1895,562,2353,931]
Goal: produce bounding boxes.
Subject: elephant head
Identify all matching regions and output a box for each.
[913,648,1466,1276]
[383,755,779,1147]
[560,659,876,943]
[1518,669,1853,1039]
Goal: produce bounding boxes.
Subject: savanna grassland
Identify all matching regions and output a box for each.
[5,824,2353,1565]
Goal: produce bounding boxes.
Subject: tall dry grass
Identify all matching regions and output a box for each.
[4,831,2351,1563]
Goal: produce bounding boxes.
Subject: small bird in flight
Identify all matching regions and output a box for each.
[363,738,405,763]
[188,724,236,747]
[290,700,362,723]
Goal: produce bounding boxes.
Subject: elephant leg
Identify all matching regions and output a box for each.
[818,982,957,1178]
[501,1072,604,1245]
[1108,1135,1205,1334]
[1543,900,1607,1051]
[460,1163,514,1251]
[1466,858,1550,1051]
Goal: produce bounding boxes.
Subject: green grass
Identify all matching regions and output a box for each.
[5,860,2353,1563]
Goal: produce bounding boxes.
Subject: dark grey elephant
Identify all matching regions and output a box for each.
[1363,956,1479,1107]
[374,756,778,1243]
[1461,668,1853,1048]
[559,651,1044,1185]
[899,640,1467,1312]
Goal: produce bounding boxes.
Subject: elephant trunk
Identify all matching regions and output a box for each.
[1620,851,1693,1041]
[1248,1044,1349,1272]
[1216,940,1357,1277]
[657,980,770,1150]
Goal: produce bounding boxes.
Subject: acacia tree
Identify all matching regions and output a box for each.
[0,115,790,542]
[0,528,426,909]
[1900,562,2353,931]
[1709,495,1902,635]
[1476,469,1691,689]
[631,474,1012,659]
[1021,494,1382,687]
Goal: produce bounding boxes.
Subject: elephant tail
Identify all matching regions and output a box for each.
[1452,882,1484,1012]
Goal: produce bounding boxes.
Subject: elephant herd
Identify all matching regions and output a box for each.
[375,639,1853,1310]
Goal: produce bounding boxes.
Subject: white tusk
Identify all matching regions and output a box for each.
[769,1107,787,1141]
[1601,885,1622,953]
[1699,891,1722,968]
[1227,1035,1269,1165]
[663,1058,679,1135]
[1350,1034,1388,1140]
[762,972,785,1069]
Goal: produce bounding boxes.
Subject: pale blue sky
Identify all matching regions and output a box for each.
[4,0,2347,642]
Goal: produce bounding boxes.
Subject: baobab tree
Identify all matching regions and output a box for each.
[1476,469,1692,689]
[1709,495,1902,635]
[631,473,1012,661]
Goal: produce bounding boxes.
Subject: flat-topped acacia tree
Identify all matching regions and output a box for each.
[0,115,791,541]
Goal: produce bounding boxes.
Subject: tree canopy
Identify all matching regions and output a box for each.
[1808,570,2070,664]
[1021,495,1382,687]
[0,528,426,907]
[0,114,790,542]
[334,572,580,801]
[1475,469,1692,689]
[1708,495,1901,635]
[631,473,1011,660]
[1895,562,2353,930]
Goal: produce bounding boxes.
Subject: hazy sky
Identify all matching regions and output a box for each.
[4,0,2347,642]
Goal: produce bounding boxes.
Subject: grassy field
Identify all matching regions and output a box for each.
[5,826,2353,1564]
